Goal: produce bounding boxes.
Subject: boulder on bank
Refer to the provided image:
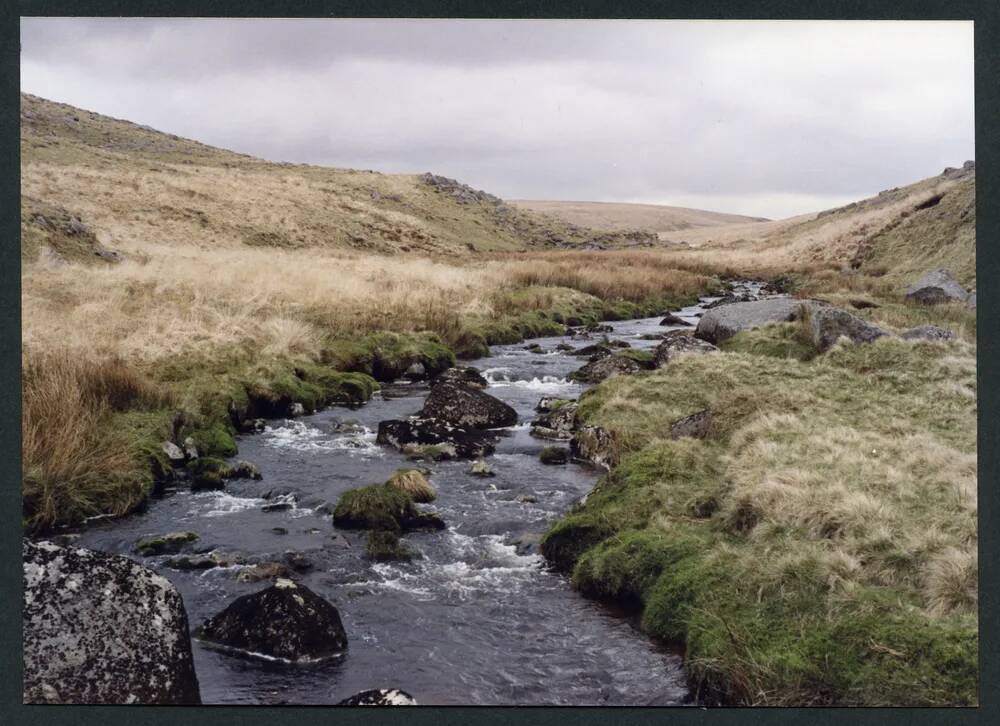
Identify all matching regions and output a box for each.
[432,366,489,389]
[695,298,814,344]
[809,306,887,352]
[652,331,719,368]
[419,382,517,429]
[901,325,957,342]
[196,579,347,661]
[905,269,969,305]
[23,540,201,704]
[530,401,578,440]
[570,426,618,470]
[536,395,573,413]
[337,688,417,706]
[377,417,496,459]
[570,354,642,383]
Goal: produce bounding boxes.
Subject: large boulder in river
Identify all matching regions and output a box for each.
[570,354,642,383]
[695,298,815,344]
[23,540,201,704]
[809,306,887,352]
[377,417,496,459]
[196,579,347,662]
[653,331,719,367]
[419,381,517,428]
[905,269,969,305]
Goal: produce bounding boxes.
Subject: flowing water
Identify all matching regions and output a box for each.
[72,288,767,706]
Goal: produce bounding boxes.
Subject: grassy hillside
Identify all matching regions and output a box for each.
[676,164,976,288]
[509,199,767,239]
[20,93,653,259]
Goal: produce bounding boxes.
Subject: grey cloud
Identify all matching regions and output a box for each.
[20,18,974,218]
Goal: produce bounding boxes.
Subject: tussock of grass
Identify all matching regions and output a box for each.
[21,351,170,532]
[386,469,436,503]
[545,336,977,705]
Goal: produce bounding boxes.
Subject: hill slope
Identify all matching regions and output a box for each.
[509,199,768,239]
[676,163,976,288]
[20,93,655,260]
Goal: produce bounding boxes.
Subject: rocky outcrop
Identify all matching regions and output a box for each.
[572,343,614,358]
[432,366,489,389]
[809,306,887,352]
[905,269,969,305]
[570,354,642,383]
[196,579,347,662]
[419,382,517,429]
[337,688,417,706]
[570,426,618,469]
[901,325,957,341]
[23,540,200,704]
[670,409,712,440]
[696,298,815,344]
[376,417,497,459]
[653,331,719,367]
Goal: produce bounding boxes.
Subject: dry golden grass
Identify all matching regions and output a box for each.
[21,351,164,530]
[386,469,437,503]
[509,199,766,236]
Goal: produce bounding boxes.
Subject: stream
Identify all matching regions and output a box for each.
[72,284,767,705]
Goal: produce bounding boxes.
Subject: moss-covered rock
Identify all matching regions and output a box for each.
[365,530,417,562]
[185,457,228,490]
[135,531,199,556]
[386,469,436,503]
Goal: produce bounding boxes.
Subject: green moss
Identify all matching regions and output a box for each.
[540,514,616,573]
[182,422,237,458]
[616,348,655,366]
[135,530,199,556]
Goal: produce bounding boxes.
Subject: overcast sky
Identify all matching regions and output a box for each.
[20,18,974,219]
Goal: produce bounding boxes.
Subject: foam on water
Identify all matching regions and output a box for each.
[192,491,265,518]
[263,420,380,456]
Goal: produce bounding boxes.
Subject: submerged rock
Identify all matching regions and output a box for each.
[905,269,969,305]
[365,530,417,562]
[23,540,201,704]
[419,382,517,429]
[652,331,719,368]
[196,579,347,662]
[809,306,887,352]
[570,354,642,383]
[337,688,417,706]
[135,531,199,556]
[539,447,569,465]
[236,561,291,583]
